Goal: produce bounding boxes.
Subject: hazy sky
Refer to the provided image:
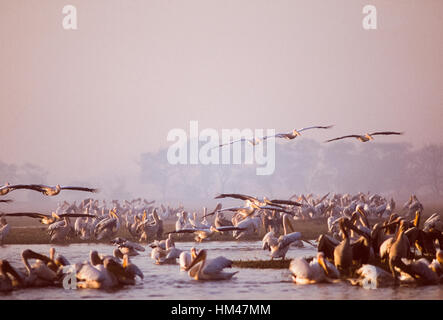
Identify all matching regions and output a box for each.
[1,0,443,186]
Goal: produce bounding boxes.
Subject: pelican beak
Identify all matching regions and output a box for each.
[142,211,147,221]
[185,250,206,271]
[366,134,374,140]
[318,255,329,276]
[52,212,60,220]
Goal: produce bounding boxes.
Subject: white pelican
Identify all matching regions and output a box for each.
[179,247,198,270]
[263,125,333,141]
[0,184,99,196]
[0,260,24,292]
[184,249,238,281]
[76,258,120,289]
[111,237,145,256]
[94,209,120,240]
[3,211,96,225]
[350,264,395,288]
[262,214,313,259]
[48,216,73,242]
[232,216,261,240]
[289,252,339,284]
[0,217,10,245]
[21,249,58,287]
[150,235,183,264]
[166,225,246,242]
[325,131,403,143]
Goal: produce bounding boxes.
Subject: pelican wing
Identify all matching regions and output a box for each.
[369,131,403,136]
[215,226,247,232]
[3,212,49,219]
[77,263,105,281]
[298,125,334,132]
[289,258,311,279]
[165,228,204,234]
[278,232,302,249]
[0,199,12,203]
[325,135,361,143]
[215,193,257,202]
[59,213,97,219]
[269,199,302,207]
[203,256,233,274]
[60,186,99,193]
[5,184,45,192]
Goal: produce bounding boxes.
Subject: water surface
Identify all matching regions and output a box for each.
[1,242,442,300]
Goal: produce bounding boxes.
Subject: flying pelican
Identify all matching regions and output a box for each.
[184,249,238,281]
[289,252,339,284]
[3,211,96,225]
[0,184,99,196]
[214,137,262,149]
[0,217,10,245]
[166,225,246,242]
[325,131,403,143]
[263,125,333,141]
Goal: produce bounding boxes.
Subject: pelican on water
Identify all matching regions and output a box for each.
[325,131,403,143]
[262,214,313,259]
[289,252,339,284]
[184,249,238,281]
[179,247,198,270]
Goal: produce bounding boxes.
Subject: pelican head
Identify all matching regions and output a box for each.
[364,133,374,140]
[292,129,301,137]
[185,249,207,272]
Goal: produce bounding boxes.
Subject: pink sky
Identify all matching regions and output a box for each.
[1,0,442,185]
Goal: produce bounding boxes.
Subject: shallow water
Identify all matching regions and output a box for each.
[1,241,442,300]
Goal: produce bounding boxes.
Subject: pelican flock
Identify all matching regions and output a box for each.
[1,126,443,297]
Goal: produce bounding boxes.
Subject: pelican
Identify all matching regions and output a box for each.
[48,216,73,242]
[111,237,146,256]
[166,225,246,242]
[350,264,395,288]
[0,260,24,292]
[0,217,10,245]
[214,137,262,149]
[0,182,11,196]
[325,131,403,143]
[21,249,59,287]
[263,125,333,141]
[184,249,238,281]
[179,247,198,270]
[262,214,313,259]
[76,258,121,289]
[94,209,120,240]
[0,184,99,196]
[289,252,339,284]
[3,211,96,225]
[138,209,163,241]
